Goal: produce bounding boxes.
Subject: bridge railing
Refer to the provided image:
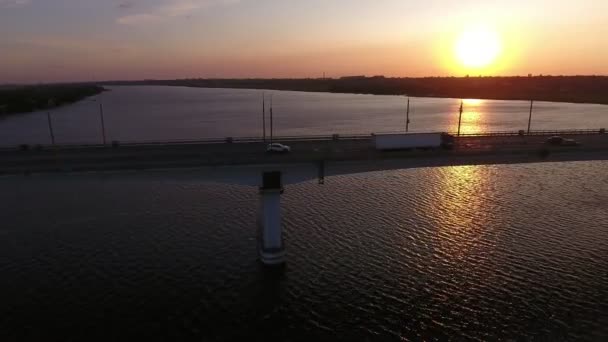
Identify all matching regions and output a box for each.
[0,133,373,151]
[1,129,604,151]
[115,133,373,146]
[453,129,604,137]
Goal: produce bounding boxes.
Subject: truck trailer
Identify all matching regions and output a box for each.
[373,133,454,151]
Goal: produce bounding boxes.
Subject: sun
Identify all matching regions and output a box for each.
[455,27,502,69]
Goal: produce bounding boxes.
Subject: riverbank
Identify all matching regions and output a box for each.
[105,76,608,105]
[0,84,106,116]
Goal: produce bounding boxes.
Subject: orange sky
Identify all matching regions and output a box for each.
[1,0,607,83]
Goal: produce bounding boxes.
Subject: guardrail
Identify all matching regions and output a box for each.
[1,129,604,152]
[453,129,605,137]
[0,134,374,151]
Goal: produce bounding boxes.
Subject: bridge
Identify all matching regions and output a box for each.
[2,129,607,265]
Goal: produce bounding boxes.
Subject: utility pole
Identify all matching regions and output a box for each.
[47,111,55,145]
[270,95,274,144]
[262,93,266,142]
[406,97,411,133]
[457,100,464,136]
[99,103,107,146]
[527,100,534,134]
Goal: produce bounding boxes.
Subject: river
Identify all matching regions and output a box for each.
[0,86,607,145]
[0,86,607,340]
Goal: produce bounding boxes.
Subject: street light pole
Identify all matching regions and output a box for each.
[99,102,107,145]
[47,111,55,145]
[270,95,274,144]
[262,93,266,142]
[457,100,464,136]
[527,100,534,134]
[406,97,410,133]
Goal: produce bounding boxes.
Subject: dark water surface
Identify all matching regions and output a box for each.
[1,161,607,340]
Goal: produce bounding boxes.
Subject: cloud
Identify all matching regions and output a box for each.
[161,0,239,17]
[117,0,239,25]
[161,1,201,17]
[117,13,161,26]
[117,1,134,10]
[0,0,31,8]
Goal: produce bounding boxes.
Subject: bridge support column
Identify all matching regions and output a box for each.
[258,171,285,266]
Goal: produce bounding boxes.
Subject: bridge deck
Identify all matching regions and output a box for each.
[1,132,607,175]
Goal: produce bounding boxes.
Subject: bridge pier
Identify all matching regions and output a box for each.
[258,171,285,266]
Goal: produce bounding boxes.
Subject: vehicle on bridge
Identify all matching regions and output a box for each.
[546,136,580,146]
[373,133,454,151]
[266,143,291,153]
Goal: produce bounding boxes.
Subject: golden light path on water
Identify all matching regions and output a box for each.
[422,165,495,261]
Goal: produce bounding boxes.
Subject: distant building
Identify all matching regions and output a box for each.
[340,76,367,80]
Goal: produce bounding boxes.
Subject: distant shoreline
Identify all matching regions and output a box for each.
[0,85,106,116]
[103,76,608,105]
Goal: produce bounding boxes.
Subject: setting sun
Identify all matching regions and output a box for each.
[455,27,502,69]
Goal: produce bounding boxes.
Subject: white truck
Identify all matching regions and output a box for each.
[373,133,454,151]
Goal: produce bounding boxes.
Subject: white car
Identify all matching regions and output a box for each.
[545,136,580,146]
[266,143,291,153]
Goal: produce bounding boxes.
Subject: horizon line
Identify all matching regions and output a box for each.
[4,74,608,86]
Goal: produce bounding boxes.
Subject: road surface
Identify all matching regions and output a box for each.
[0,132,607,175]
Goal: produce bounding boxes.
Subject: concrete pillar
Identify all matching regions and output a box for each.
[258,171,285,265]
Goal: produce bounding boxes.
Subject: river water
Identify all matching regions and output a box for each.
[1,86,607,340]
[0,86,607,145]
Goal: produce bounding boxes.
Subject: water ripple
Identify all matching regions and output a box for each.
[0,161,607,340]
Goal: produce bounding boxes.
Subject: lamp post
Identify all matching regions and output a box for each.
[262,92,266,142]
[527,100,534,134]
[99,102,106,145]
[46,98,56,145]
[457,100,464,136]
[270,94,274,144]
[47,111,55,145]
[406,97,411,133]
[90,97,107,145]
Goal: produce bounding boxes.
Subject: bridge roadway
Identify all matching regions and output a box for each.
[0,130,607,176]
